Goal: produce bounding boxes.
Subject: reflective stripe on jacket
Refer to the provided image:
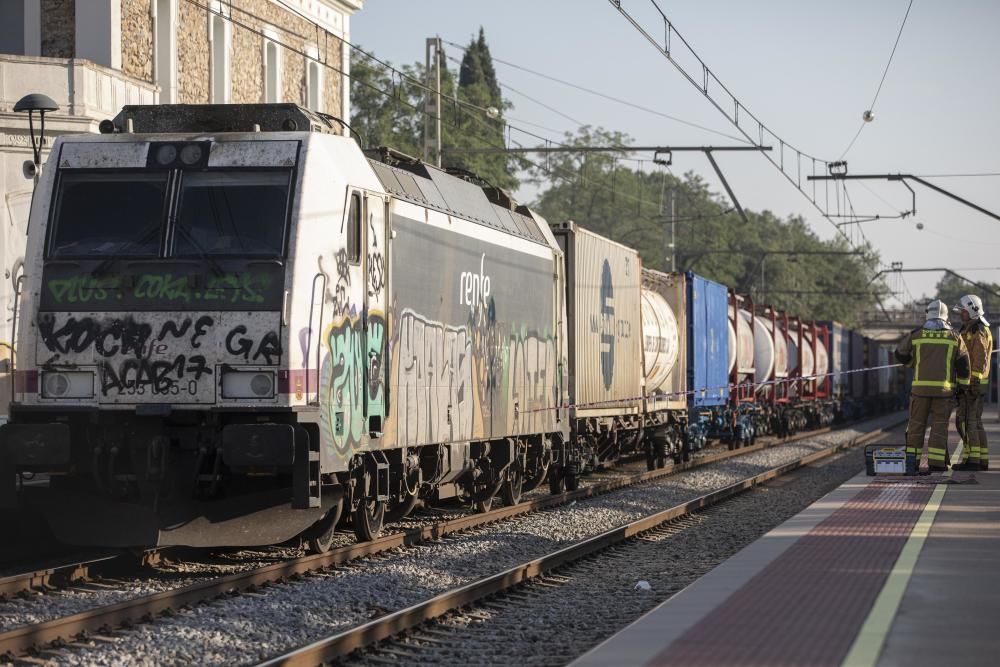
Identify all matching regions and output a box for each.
[894,327,970,397]
[959,320,993,385]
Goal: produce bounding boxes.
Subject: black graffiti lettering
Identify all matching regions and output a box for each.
[187,355,211,380]
[157,318,192,341]
[98,354,213,395]
[253,331,282,365]
[95,330,120,357]
[191,316,213,348]
[225,325,253,360]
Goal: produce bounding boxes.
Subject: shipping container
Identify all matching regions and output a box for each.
[687,272,729,407]
[641,268,687,412]
[553,222,643,418]
[850,331,866,397]
[818,321,850,397]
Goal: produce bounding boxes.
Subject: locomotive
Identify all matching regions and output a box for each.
[0,104,901,551]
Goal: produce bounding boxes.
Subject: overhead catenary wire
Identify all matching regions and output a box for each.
[840,0,915,159]
[607,0,893,317]
[440,37,751,145]
[183,0,671,214]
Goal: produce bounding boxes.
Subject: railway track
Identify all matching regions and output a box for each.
[255,422,901,666]
[0,424,827,602]
[0,416,901,661]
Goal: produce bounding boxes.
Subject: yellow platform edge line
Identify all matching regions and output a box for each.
[840,444,961,667]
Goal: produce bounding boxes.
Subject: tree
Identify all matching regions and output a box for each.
[349,55,423,157]
[934,273,1000,315]
[530,127,884,325]
[349,31,519,191]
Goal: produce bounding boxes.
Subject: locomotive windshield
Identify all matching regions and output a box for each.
[48,168,291,259]
[175,171,290,257]
[49,172,168,257]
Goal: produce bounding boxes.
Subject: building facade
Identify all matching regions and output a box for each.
[0,0,362,415]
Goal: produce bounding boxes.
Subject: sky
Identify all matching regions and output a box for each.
[353,1,1000,305]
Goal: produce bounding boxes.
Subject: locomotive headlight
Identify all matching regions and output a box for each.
[222,370,276,399]
[179,144,203,165]
[41,371,94,399]
[155,144,178,165]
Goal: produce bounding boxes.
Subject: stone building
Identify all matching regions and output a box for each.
[0,0,362,415]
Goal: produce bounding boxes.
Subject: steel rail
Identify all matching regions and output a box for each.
[0,418,896,659]
[257,421,904,666]
[0,554,120,599]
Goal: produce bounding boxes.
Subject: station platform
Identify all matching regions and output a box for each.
[574,418,1000,667]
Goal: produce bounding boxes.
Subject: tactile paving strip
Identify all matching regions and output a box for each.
[649,481,934,667]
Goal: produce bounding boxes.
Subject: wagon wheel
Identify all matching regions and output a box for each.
[352,467,385,542]
[502,462,524,507]
[548,467,565,495]
[305,498,344,554]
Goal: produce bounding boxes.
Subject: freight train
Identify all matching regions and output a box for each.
[0,104,903,552]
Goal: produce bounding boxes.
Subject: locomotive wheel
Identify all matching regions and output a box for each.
[384,488,419,523]
[306,499,344,554]
[548,468,565,494]
[645,447,657,472]
[352,469,385,542]
[502,463,524,506]
[474,475,502,513]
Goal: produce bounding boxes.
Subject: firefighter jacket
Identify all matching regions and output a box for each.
[894,326,970,397]
[958,320,993,386]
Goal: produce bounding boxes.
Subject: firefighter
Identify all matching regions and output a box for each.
[895,299,970,473]
[953,294,993,471]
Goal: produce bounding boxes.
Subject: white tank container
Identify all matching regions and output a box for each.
[728,320,737,374]
[743,310,773,384]
[641,288,680,392]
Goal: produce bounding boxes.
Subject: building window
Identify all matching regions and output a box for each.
[263,29,282,103]
[306,47,323,112]
[155,0,177,103]
[209,3,231,103]
[0,0,25,55]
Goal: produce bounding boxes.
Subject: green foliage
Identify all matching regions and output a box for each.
[934,273,1000,314]
[530,128,885,326]
[350,30,519,191]
[349,39,885,324]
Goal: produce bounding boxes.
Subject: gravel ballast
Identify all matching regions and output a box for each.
[348,429,897,666]
[3,414,902,666]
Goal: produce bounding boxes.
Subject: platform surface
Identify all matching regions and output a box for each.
[574,417,1000,667]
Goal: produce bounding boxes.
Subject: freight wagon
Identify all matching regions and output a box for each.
[0,102,912,551]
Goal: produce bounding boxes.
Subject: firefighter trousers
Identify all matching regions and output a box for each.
[956,385,988,465]
[906,395,953,471]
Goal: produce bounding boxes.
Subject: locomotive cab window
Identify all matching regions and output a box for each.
[346,192,362,263]
[49,172,168,257]
[174,170,291,257]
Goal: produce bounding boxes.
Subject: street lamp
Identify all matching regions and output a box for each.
[13,93,59,181]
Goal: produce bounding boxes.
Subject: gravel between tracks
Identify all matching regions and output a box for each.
[348,429,899,666]
[6,414,901,666]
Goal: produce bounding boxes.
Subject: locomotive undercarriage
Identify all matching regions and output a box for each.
[4,407,335,548]
[3,406,557,550]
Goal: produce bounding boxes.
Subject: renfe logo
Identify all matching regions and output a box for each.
[459,253,492,310]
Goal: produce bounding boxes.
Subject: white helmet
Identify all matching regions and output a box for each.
[925,299,948,321]
[954,294,989,326]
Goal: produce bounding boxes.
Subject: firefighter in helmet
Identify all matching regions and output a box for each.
[895,299,970,473]
[952,294,993,471]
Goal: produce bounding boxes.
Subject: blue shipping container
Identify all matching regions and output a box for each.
[687,272,730,407]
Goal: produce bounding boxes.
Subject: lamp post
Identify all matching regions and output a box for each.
[13,93,59,185]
